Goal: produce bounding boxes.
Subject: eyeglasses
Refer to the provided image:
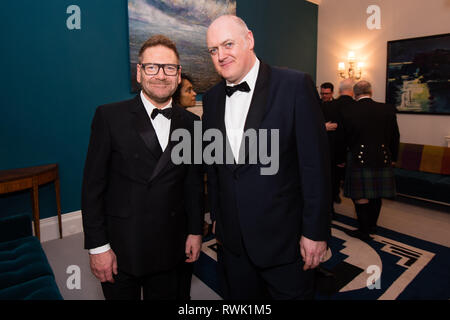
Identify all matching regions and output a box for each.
[139,63,180,76]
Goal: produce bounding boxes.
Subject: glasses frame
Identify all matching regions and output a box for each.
[139,63,181,76]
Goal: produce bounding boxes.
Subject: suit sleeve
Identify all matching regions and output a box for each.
[334,102,347,164]
[81,106,111,249]
[294,74,332,241]
[184,113,205,235]
[201,94,220,224]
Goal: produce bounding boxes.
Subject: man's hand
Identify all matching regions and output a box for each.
[89,249,118,283]
[185,234,202,263]
[325,121,338,131]
[300,236,327,271]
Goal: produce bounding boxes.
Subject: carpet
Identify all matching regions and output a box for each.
[193,213,450,300]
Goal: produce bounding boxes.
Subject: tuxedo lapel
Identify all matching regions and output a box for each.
[131,95,163,160]
[214,82,237,171]
[237,61,272,168]
[149,104,184,182]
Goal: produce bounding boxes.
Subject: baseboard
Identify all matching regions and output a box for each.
[39,210,211,243]
[38,210,83,243]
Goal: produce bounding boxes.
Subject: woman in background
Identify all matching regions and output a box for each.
[173,73,197,109]
[174,73,203,300]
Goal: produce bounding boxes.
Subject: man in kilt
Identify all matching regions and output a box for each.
[341,80,400,241]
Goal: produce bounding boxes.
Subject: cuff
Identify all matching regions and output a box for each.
[88,243,111,255]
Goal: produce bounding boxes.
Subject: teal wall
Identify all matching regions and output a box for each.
[239,0,318,79]
[0,0,317,219]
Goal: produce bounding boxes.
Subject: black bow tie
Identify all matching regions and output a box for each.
[225,81,251,97]
[151,107,172,120]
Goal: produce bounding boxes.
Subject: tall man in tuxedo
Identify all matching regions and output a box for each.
[81,35,204,300]
[202,15,331,299]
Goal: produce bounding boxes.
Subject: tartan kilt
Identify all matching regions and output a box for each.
[344,153,396,199]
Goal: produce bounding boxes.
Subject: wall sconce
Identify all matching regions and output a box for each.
[338,51,363,80]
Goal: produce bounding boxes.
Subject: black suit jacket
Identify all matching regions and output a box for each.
[202,62,331,268]
[341,97,400,168]
[321,95,355,164]
[81,95,204,277]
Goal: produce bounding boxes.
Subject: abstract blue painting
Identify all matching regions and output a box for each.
[128,0,236,93]
[386,33,450,115]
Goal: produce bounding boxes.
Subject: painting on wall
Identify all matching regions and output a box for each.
[128,0,236,94]
[386,33,450,115]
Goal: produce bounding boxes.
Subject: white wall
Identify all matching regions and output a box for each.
[316,0,450,146]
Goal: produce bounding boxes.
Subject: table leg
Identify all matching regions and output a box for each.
[55,177,63,238]
[31,180,40,240]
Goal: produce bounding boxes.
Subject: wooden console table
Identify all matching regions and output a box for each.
[0,164,63,240]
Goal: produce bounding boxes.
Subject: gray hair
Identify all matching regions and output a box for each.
[353,80,372,98]
[339,78,354,93]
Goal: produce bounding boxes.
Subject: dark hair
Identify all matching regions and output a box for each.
[173,73,194,105]
[320,82,334,91]
[138,34,180,62]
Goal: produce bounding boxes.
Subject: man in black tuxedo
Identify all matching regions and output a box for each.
[341,80,400,241]
[81,35,204,300]
[321,79,356,208]
[202,15,331,299]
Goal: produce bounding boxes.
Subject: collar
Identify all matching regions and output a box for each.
[140,91,172,115]
[226,58,260,93]
[356,95,372,101]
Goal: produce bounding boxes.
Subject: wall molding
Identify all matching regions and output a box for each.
[39,210,83,243]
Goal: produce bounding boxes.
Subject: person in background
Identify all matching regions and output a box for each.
[173,73,197,109]
[324,78,356,207]
[320,82,334,103]
[341,80,400,242]
[172,72,203,300]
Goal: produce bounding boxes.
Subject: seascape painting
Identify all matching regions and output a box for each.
[128,0,236,93]
[386,33,450,115]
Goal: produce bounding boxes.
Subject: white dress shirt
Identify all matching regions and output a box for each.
[88,91,172,255]
[225,59,260,163]
[140,90,172,151]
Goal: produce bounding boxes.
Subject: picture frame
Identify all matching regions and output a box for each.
[385,33,450,115]
[127,0,236,94]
